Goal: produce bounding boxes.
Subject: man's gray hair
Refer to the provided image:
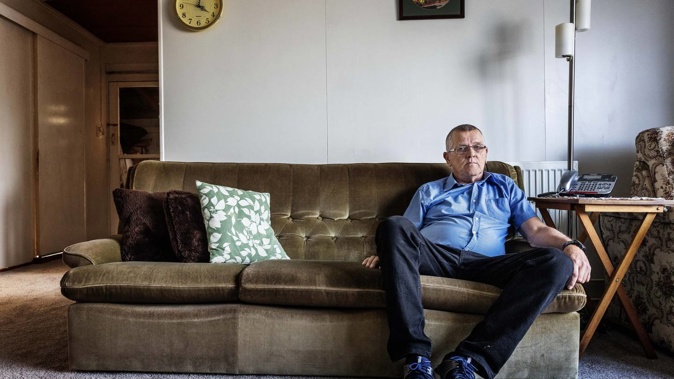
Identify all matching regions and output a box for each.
[445,124,483,150]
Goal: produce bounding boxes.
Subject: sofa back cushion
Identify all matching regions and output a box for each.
[129,161,521,262]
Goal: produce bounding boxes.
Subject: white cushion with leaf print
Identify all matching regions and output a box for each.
[196,180,289,264]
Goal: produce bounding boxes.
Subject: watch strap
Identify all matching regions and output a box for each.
[562,239,586,251]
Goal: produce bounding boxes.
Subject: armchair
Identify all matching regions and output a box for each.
[600,126,674,353]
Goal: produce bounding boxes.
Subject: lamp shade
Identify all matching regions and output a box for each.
[576,0,591,31]
[555,23,575,58]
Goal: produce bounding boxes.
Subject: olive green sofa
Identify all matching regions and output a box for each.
[60,160,586,378]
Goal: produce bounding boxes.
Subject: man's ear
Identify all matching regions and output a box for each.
[443,152,450,163]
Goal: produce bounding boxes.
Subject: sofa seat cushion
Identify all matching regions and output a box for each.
[239,260,386,308]
[61,262,246,304]
[421,276,586,314]
[239,260,587,313]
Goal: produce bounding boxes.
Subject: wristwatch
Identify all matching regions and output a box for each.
[562,239,586,251]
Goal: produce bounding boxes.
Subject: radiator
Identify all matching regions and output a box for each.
[508,161,578,238]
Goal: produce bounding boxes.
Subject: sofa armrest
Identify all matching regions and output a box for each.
[62,235,123,268]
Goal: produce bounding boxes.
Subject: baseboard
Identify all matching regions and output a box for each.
[0,252,63,272]
[32,251,63,264]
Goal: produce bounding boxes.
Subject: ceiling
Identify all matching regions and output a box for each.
[42,0,158,43]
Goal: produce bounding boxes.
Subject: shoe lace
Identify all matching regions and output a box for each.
[404,357,433,379]
[447,356,476,379]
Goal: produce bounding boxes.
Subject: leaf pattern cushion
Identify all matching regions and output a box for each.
[195,180,289,264]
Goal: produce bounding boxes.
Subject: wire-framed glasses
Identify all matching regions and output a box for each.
[447,144,487,154]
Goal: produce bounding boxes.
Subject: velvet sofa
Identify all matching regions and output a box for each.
[60,160,586,378]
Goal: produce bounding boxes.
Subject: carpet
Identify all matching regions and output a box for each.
[1,259,673,379]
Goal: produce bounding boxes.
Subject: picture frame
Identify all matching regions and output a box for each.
[398,0,465,21]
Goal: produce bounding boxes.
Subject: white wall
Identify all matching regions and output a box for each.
[545,0,674,195]
[160,0,674,196]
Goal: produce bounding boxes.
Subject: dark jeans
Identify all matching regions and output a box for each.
[376,216,573,379]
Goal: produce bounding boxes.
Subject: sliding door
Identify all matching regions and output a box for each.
[0,17,35,268]
[36,36,86,255]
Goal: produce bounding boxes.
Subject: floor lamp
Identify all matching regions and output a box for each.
[555,0,591,173]
[556,0,591,236]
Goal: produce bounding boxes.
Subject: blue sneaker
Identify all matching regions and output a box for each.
[403,356,434,379]
[435,354,477,379]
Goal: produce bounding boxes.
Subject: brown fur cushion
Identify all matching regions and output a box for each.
[164,190,209,263]
[113,188,177,262]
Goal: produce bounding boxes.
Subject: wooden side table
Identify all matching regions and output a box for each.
[529,196,674,359]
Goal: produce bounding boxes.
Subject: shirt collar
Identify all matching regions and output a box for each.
[445,171,493,190]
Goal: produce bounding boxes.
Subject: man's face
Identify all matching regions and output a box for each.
[443,130,488,184]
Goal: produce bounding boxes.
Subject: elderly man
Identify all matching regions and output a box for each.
[362,124,590,379]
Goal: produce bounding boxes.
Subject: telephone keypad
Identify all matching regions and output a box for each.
[564,174,617,196]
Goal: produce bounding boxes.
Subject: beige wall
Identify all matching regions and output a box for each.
[103,42,159,73]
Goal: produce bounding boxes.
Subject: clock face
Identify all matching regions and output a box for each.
[175,0,223,31]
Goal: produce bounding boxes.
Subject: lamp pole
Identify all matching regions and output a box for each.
[555,0,590,234]
[567,0,576,172]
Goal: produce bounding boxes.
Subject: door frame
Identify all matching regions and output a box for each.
[107,74,159,234]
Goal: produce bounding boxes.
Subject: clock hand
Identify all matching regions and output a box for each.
[190,0,205,12]
[181,1,200,8]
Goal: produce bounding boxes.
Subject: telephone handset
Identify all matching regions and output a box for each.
[556,170,617,197]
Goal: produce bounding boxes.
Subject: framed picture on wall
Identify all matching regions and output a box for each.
[398,0,465,20]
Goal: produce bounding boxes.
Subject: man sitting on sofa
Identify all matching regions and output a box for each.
[362,124,591,379]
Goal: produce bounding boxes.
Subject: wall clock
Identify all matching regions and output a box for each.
[175,0,223,31]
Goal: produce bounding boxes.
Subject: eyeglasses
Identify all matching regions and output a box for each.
[447,144,487,154]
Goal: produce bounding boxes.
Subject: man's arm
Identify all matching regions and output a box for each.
[519,217,591,290]
[361,185,430,269]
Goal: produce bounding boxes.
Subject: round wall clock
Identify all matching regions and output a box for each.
[175,0,223,31]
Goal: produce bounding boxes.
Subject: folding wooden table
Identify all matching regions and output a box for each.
[529,196,674,358]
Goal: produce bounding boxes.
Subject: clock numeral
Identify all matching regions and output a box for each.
[177,1,219,29]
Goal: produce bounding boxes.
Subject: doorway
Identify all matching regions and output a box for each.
[108,80,159,233]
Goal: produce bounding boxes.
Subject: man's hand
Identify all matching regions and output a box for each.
[520,217,592,290]
[362,255,380,269]
[562,245,591,290]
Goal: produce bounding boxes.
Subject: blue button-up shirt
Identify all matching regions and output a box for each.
[403,172,537,257]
